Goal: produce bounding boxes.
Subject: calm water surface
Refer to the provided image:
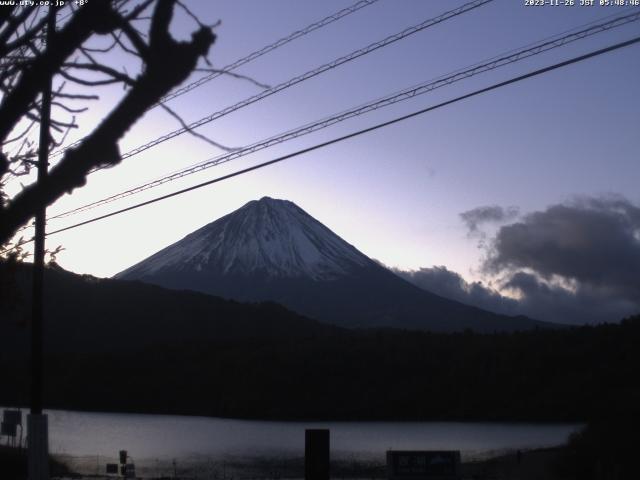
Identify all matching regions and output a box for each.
[4,408,582,476]
[38,409,581,458]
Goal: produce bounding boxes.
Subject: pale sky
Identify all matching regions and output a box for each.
[7,0,640,290]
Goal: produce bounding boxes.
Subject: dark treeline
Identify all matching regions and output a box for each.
[1,315,638,422]
[558,418,639,480]
[0,262,344,355]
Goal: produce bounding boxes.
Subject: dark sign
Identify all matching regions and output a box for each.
[124,463,136,478]
[2,410,22,426]
[1,421,17,437]
[387,451,461,479]
[106,463,119,474]
[119,450,128,464]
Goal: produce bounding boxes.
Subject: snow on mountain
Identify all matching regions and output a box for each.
[116,197,553,332]
[117,197,372,281]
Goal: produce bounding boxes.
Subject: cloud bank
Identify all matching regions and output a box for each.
[393,266,520,317]
[397,196,640,325]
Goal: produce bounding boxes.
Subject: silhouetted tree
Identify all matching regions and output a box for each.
[0,0,216,247]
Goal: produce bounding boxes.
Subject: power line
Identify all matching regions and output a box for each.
[49,10,640,220]
[10,0,495,240]
[88,0,495,163]
[44,35,640,238]
[48,0,380,158]
[161,0,381,104]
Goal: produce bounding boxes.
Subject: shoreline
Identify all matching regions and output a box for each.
[44,447,569,480]
[0,403,588,424]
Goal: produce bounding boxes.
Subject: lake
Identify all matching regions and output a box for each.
[4,408,582,477]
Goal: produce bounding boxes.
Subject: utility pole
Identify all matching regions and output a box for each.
[28,6,55,480]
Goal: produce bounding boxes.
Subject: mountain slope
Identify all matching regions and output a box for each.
[117,197,554,332]
[117,197,371,280]
[0,262,340,355]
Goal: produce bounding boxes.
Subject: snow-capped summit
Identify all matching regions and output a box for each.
[117,197,550,332]
[117,197,372,281]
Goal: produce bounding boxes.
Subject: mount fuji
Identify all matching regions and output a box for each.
[116,197,549,332]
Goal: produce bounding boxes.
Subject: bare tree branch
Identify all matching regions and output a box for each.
[62,61,137,85]
[52,92,99,100]
[0,0,216,245]
[159,102,238,152]
[2,14,48,57]
[2,117,37,145]
[0,7,36,54]
[0,1,122,142]
[124,0,156,21]
[51,101,88,114]
[194,67,271,90]
[59,68,129,87]
[116,16,149,58]
[51,119,75,148]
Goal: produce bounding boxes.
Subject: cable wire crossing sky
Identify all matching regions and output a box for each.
[5,0,640,324]
[42,33,640,240]
[48,9,640,220]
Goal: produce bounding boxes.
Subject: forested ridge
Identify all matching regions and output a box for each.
[1,261,638,421]
[2,315,638,421]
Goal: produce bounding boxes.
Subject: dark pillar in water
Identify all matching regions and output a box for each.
[305,429,329,480]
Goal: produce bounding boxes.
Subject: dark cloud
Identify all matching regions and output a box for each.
[396,196,640,326]
[485,196,640,302]
[394,263,638,326]
[392,266,519,317]
[502,272,638,326]
[460,205,520,235]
